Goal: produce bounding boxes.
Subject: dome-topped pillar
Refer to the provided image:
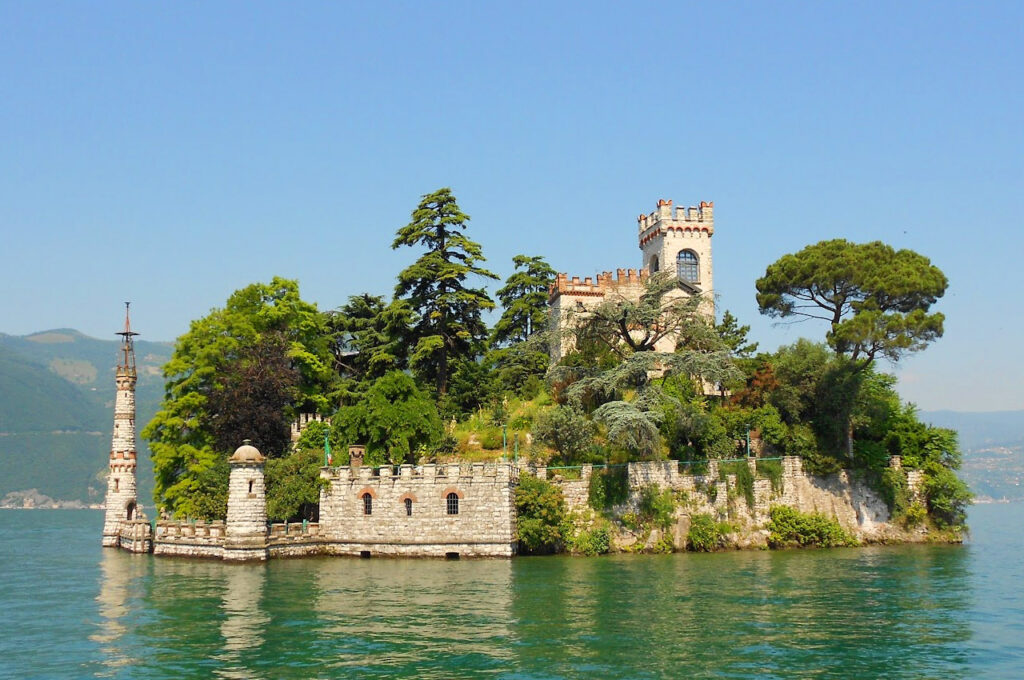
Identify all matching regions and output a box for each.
[224,440,269,561]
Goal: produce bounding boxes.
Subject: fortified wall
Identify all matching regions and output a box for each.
[110,449,923,560]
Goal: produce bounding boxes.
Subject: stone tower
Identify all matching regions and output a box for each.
[102,303,142,548]
[224,440,269,561]
[638,199,714,296]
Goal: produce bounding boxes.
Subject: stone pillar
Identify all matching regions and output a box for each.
[224,441,268,562]
[103,306,143,548]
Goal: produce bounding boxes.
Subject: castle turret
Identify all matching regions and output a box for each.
[638,198,714,296]
[224,440,269,561]
[102,303,143,548]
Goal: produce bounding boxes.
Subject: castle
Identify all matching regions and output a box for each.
[101,199,932,561]
[548,198,714,358]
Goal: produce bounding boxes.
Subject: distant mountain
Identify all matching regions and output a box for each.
[921,410,1024,450]
[0,329,171,505]
[922,410,1024,503]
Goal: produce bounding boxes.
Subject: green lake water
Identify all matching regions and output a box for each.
[0,505,1021,679]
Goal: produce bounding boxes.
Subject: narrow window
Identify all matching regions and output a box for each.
[651,255,660,273]
[446,492,459,515]
[248,480,254,494]
[676,250,699,283]
[363,493,373,516]
[114,478,119,492]
[405,498,413,516]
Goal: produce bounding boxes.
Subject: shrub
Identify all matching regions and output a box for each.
[922,462,972,529]
[651,533,675,554]
[719,460,755,508]
[532,405,597,464]
[767,506,856,548]
[588,466,629,511]
[514,474,567,554]
[878,467,910,518]
[479,428,504,450]
[687,514,721,552]
[638,486,676,530]
[570,526,611,556]
[756,459,783,493]
[902,502,927,528]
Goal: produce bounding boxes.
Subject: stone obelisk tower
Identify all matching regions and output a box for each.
[102,303,141,548]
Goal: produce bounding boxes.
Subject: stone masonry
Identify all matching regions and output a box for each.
[549,198,715,360]
[102,305,149,549]
[317,459,519,557]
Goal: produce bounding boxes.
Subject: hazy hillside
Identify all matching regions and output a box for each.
[0,330,171,505]
[923,409,1024,502]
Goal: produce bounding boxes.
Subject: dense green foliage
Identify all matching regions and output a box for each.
[568,526,611,556]
[687,514,723,552]
[332,371,442,465]
[392,188,497,396]
[531,405,596,464]
[514,474,567,554]
[143,278,333,516]
[637,485,676,530]
[756,239,947,365]
[767,506,857,548]
[265,448,326,522]
[587,466,630,510]
[491,255,555,346]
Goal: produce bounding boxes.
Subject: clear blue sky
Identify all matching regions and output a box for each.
[2,2,1021,411]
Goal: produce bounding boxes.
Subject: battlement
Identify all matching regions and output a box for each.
[637,198,714,236]
[549,268,649,299]
[322,461,519,484]
[290,412,330,442]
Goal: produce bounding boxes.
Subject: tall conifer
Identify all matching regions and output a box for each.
[392,188,497,395]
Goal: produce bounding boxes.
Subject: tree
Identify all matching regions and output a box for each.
[491,255,556,346]
[756,240,947,366]
[143,277,333,517]
[515,474,567,554]
[206,332,300,457]
[531,405,597,464]
[716,310,758,358]
[332,371,443,465]
[325,294,414,400]
[756,240,947,458]
[392,188,497,395]
[554,274,740,459]
[265,448,327,522]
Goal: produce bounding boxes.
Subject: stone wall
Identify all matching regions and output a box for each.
[318,462,518,557]
[152,520,226,559]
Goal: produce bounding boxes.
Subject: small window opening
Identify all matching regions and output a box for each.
[446,493,460,515]
[360,550,371,559]
[363,493,373,515]
[126,501,135,521]
[114,478,119,492]
[248,480,254,494]
[445,552,460,560]
[651,255,660,273]
[405,498,413,516]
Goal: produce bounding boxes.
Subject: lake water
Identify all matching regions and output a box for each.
[1,505,1022,679]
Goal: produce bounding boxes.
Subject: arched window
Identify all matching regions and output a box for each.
[404,498,413,516]
[650,255,660,273]
[676,250,699,283]
[446,492,460,515]
[362,493,373,516]
[126,501,135,521]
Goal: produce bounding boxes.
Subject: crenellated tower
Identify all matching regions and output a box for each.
[102,303,142,548]
[637,199,714,295]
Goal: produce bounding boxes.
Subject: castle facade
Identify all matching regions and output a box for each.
[548,198,715,358]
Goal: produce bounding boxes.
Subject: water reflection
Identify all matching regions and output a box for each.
[92,551,148,676]
[216,566,270,679]
[312,557,516,675]
[87,542,974,679]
